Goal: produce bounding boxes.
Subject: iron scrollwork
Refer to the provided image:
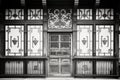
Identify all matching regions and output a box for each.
[48,9,72,29]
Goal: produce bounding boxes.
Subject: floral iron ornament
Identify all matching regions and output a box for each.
[48,9,72,29]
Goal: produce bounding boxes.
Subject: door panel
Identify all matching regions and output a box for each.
[48,33,72,76]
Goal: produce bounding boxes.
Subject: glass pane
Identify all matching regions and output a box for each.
[27,61,44,74]
[48,9,72,29]
[5,25,24,56]
[76,61,92,75]
[96,9,114,20]
[28,9,43,20]
[5,61,23,74]
[50,52,57,56]
[50,35,59,41]
[50,42,59,48]
[61,42,70,48]
[77,25,92,56]
[61,35,71,41]
[96,25,114,56]
[77,9,92,20]
[49,33,71,56]
[28,25,43,56]
[96,61,113,75]
[5,9,24,20]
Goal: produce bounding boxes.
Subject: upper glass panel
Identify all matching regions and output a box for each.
[77,9,92,20]
[28,9,43,20]
[27,25,43,56]
[48,9,72,29]
[49,33,71,57]
[96,9,114,20]
[5,25,24,56]
[96,25,114,56]
[5,9,24,20]
[77,25,93,56]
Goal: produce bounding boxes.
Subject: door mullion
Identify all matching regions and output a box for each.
[59,58,61,74]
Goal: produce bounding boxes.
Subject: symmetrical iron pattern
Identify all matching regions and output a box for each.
[77,25,92,56]
[49,33,71,57]
[77,9,92,20]
[5,61,23,74]
[96,9,114,20]
[96,61,113,75]
[76,61,93,75]
[28,9,43,20]
[5,9,24,20]
[96,25,114,56]
[48,9,72,29]
[5,25,24,56]
[27,61,44,74]
[28,25,43,56]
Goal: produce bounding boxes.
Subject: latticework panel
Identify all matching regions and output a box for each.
[28,9,43,20]
[96,9,114,20]
[77,9,92,20]
[48,9,72,29]
[5,9,24,20]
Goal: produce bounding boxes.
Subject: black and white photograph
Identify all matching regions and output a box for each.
[0,0,120,80]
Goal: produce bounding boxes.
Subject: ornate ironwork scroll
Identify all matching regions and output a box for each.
[5,9,24,20]
[48,9,72,29]
[96,9,114,20]
[77,25,92,56]
[96,25,114,56]
[28,25,43,56]
[77,9,92,20]
[5,25,24,56]
[28,9,43,20]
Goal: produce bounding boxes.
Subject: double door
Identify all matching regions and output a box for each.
[48,33,72,76]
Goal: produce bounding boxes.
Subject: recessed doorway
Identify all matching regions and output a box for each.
[48,33,72,76]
